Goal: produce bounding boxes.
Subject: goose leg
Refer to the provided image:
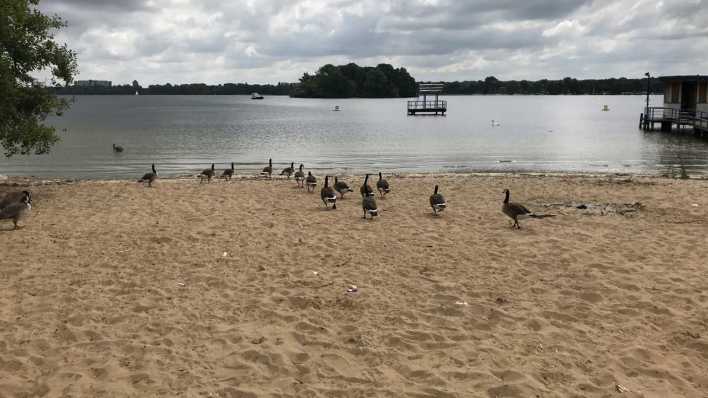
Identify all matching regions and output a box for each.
[332,203,336,210]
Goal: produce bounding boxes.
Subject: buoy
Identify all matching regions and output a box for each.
[602,105,609,111]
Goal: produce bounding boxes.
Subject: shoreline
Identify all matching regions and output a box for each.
[2,169,706,187]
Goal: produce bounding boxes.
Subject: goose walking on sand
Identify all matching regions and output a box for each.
[281,162,295,179]
[222,162,235,181]
[305,172,317,192]
[377,172,390,198]
[0,190,32,210]
[502,189,532,229]
[429,185,447,215]
[261,158,273,178]
[0,191,32,230]
[199,163,215,183]
[294,164,305,188]
[334,177,353,198]
[362,193,378,219]
[138,164,158,187]
[321,176,337,209]
[360,174,374,197]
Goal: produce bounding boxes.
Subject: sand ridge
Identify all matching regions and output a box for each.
[1,174,707,397]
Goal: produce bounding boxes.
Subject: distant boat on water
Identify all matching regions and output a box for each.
[333,105,341,111]
[251,92,264,100]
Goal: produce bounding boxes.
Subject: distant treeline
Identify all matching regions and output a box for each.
[50,74,663,97]
[290,63,417,98]
[53,82,295,95]
[439,76,663,95]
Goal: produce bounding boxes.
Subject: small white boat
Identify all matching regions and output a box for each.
[134,91,139,96]
[332,105,341,111]
[251,92,264,100]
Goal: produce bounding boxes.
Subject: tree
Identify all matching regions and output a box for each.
[1,0,77,156]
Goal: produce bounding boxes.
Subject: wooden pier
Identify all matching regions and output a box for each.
[640,107,708,137]
[408,83,447,115]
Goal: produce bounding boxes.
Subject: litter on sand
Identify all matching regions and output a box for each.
[346,285,358,293]
[455,301,469,306]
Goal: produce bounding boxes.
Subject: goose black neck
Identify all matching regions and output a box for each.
[231,162,234,169]
[379,172,382,180]
[290,162,294,168]
[324,176,329,187]
[364,174,369,184]
[434,185,438,194]
[504,190,510,204]
[151,164,156,173]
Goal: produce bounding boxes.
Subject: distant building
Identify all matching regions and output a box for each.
[660,75,707,114]
[74,80,112,87]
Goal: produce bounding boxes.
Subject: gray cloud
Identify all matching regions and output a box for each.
[36,0,708,84]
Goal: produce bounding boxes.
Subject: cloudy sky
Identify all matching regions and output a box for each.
[39,0,708,85]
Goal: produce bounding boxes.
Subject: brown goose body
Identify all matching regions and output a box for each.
[138,164,158,187]
[261,158,273,178]
[377,172,390,198]
[320,176,337,209]
[362,194,378,219]
[502,189,532,229]
[0,191,31,229]
[200,163,215,183]
[305,172,317,192]
[294,164,305,187]
[281,162,295,179]
[0,190,31,210]
[429,185,446,215]
[334,177,353,198]
[222,162,235,180]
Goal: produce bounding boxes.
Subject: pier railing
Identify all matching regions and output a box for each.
[407,100,447,110]
[642,106,708,133]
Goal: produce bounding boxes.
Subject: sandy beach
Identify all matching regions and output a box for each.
[1,173,707,397]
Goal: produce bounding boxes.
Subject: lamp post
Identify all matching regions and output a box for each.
[644,72,651,129]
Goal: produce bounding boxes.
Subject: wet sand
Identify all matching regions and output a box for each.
[1,174,707,397]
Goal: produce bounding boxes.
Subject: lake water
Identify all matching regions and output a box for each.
[1,94,707,179]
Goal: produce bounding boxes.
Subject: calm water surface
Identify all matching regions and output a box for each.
[1,94,707,179]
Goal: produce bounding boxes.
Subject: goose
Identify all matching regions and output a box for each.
[362,193,378,219]
[281,162,295,179]
[305,171,317,192]
[320,176,337,209]
[502,189,532,229]
[429,185,446,215]
[199,163,215,183]
[261,158,273,178]
[294,164,305,188]
[0,190,31,229]
[138,164,158,187]
[222,162,235,181]
[377,172,390,198]
[360,174,374,197]
[0,190,31,210]
[334,177,353,198]
[112,144,124,153]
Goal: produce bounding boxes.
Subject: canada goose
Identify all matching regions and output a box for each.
[362,193,378,219]
[334,177,353,198]
[0,191,31,229]
[502,189,532,229]
[360,174,373,197]
[0,190,31,210]
[261,158,273,178]
[199,163,215,183]
[377,172,390,198]
[429,185,446,215]
[222,162,235,181]
[321,176,337,209]
[281,162,294,179]
[294,164,305,188]
[112,144,124,153]
[138,164,158,187]
[305,171,317,192]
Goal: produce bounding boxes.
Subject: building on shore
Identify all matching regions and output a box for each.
[641,75,707,136]
[74,80,112,87]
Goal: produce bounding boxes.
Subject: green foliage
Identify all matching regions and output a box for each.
[1,0,77,156]
[291,63,417,98]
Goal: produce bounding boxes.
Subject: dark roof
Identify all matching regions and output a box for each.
[659,75,708,82]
